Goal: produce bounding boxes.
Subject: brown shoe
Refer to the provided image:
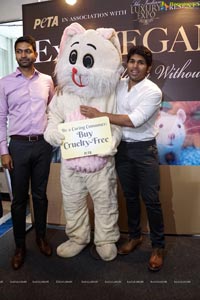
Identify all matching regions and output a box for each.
[36,237,52,256]
[118,237,142,255]
[11,248,26,270]
[148,248,164,272]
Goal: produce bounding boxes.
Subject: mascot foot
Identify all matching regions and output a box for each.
[57,240,87,258]
[96,243,117,261]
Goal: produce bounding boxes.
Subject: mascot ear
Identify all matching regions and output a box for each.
[96,28,122,60]
[58,22,86,57]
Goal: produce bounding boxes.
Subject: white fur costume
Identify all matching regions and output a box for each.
[44,23,123,261]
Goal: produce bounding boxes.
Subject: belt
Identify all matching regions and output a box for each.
[10,135,44,142]
[121,139,156,147]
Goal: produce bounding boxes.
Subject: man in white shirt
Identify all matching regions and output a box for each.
[80,45,165,271]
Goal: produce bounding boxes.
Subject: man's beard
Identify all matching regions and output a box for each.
[17,59,35,68]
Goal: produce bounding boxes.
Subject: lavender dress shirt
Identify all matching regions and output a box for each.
[0,68,54,155]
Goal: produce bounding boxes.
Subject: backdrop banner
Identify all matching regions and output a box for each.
[23,0,200,165]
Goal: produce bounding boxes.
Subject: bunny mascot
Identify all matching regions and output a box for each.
[44,22,123,261]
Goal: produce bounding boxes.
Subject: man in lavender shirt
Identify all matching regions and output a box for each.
[0,35,55,270]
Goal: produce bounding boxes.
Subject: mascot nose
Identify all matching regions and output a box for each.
[72,67,77,74]
[71,66,86,87]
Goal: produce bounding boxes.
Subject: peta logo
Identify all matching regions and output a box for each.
[33,16,58,29]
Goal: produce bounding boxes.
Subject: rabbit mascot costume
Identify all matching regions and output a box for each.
[44,22,123,261]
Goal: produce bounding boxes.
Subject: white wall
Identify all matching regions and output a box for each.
[0,1,49,76]
[0,0,48,23]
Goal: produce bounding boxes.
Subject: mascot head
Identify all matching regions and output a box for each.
[55,22,123,99]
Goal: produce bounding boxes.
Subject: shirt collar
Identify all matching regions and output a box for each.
[126,77,147,92]
[15,67,39,77]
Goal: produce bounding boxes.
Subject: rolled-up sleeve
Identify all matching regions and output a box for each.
[128,88,162,128]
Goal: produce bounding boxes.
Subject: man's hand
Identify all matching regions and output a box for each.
[80,105,102,118]
[1,154,13,170]
[81,105,134,127]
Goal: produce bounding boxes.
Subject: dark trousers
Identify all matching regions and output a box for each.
[9,139,52,248]
[115,140,165,248]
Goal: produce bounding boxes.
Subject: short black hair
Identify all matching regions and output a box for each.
[14,35,36,52]
[127,45,152,67]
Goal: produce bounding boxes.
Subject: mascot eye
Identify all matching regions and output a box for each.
[69,50,77,64]
[83,54,94,68]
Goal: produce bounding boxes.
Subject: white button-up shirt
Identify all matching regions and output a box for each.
[116,77,162,142]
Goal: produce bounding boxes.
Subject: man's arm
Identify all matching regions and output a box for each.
[80,105,134,128]
[0,80,13,170]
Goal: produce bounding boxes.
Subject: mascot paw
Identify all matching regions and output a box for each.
[56,240,87,258]
[96,243,117,261]
[44,130,65,147]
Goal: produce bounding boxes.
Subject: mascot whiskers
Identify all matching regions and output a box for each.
[44,22,123,261]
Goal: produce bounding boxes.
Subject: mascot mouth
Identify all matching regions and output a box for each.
[72,67,88,87]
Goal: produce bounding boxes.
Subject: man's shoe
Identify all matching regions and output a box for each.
[11,248,26,270]
[148,248,164,272]
[118,237,142,255]
[36,237,52,256]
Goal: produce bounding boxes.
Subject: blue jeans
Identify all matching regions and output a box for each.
[115,140,165,248]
